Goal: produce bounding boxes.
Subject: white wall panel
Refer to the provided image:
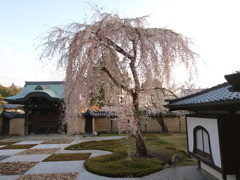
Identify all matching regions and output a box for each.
[187,117,221,168]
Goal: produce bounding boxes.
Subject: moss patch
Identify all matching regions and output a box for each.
[0,141,19,145]
[43,153,91,161]
[84,152,163,177]
[176,157,198,166]
[0,144,38,149]
[65,139,126,152]
[65,133,190,177]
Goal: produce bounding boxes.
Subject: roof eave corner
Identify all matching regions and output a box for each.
[224,72,240,92]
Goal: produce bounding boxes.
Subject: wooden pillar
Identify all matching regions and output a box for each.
[111,120,113,133]
[92,118,95,133]
[24,106,29,135]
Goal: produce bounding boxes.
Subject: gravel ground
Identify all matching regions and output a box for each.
[17,172,78,180]
[0,162,38,175]
[17,148,61,155]
[41,139,74,144]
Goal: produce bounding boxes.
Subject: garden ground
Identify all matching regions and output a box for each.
[0,134,208,180]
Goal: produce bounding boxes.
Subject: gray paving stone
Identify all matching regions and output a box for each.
[24,161,84,174]
[0,175,21,180]
[1,154,51,162]
[174,166,207,180]
[0,149,26,156]
[30,144,69,149]
[77,171,139,180]
[140,166,208,180]
[102,136,126,140]
[14,141,44,145]
[0,155,11,161]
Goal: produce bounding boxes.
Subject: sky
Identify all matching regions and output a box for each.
[0,0,240,88]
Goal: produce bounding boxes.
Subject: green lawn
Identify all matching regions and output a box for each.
[65,133,197,177]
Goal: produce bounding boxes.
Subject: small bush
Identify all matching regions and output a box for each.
[159,138,167,144]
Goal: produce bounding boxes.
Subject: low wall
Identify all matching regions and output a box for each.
[9,118,25,136]
[67,116,186,135]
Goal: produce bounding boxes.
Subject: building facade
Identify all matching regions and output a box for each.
[166,73,240,180]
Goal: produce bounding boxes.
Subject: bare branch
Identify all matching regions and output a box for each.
[140,87,179,99]
[101,66,133,95]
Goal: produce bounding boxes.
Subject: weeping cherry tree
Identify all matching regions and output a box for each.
[40,11,197,157]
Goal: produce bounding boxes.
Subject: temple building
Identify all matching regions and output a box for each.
[3,81,64,135]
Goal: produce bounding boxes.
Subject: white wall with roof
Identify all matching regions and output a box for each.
[187,116,221,168]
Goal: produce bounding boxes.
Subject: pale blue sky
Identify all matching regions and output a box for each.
[1,0,240,88]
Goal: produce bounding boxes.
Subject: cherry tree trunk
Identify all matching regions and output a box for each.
[156,113,169,133]
[132,93,148,157]
[135,126,148,157]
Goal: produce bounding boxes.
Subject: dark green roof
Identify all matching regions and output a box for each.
[4,81,64,104]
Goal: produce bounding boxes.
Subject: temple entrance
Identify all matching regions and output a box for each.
[29,109,59,134]
[3,81,64,136]
[25,97,61,135]
[85,116,93,134]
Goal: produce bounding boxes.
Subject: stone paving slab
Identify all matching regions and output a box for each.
[140,166,207,180]
[24,161,84,174]
[0,175,21,180]
[1,154,51,162]
[30,144,70,149]
[174,166,207,180]
[70,139,92,144]
[0,155,11,161]
[14,141,44,145]
[0,149,26,156]
[102,136,126,140]
[77,171,139,180]
[57,149,112,158]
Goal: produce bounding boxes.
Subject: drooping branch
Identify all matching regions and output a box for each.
[140,87,179,99]
[155,87,179,99]
[101,66,133,95]
[105,38,134,60]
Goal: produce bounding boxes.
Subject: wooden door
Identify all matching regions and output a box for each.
[30,109,59,134]
[85,116,93,134]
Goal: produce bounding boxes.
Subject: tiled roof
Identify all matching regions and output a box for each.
[165,82,240,111]
[80,109,180,118]
[81,110,116,118]
[2,111,25,119]
[4,81,64,104]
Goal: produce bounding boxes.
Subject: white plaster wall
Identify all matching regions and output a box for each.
[187,117,222,168]
[201,162,223,180]
[201,162,237,180]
